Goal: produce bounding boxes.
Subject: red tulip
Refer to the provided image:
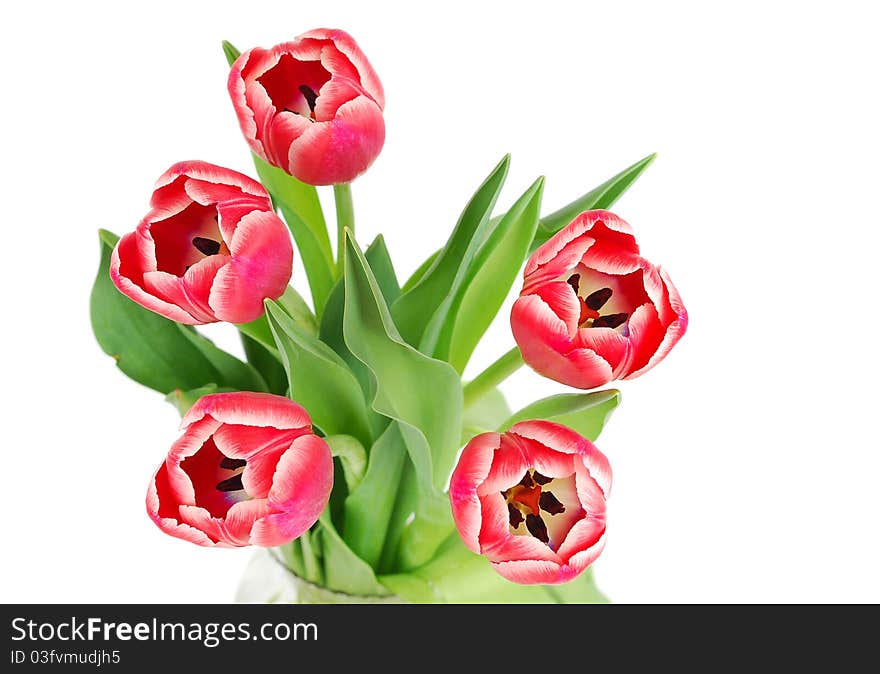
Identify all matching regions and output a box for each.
[228,28,385,185]
[449,421,610,584]
[110,161,293,325]
[147,392,333,548]
[511,209,687,389]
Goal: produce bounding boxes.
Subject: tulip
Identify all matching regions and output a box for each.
[511,209,687,389]
[449,420,610,584]
[110,161,293,325]
[147,392,333,547]
[227,28,385,185]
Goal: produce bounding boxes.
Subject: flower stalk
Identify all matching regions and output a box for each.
[462,347,524,408]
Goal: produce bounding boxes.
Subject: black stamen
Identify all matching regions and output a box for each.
[526,514,550,544]
[518,471,535,488]
[593,313,629,329]
[215,474,245,492]
[299,84,319,113]
[539,491,566,515]
[507,502,524,528]
[585,287,613,311]
[567,274,580,294]
[532,471,552,485]
[192,237,221,256]
[220,457,247,470]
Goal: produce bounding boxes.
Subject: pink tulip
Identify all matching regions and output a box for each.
[147,392,333,548]
[110,161,293,325]
[227,28,385,185]
[449,420,610,584]
[511,210,688,389]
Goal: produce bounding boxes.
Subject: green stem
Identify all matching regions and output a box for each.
[334,183,355,274]
[462,347,524,407]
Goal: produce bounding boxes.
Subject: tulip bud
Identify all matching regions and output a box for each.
[450,420,610,584]
[511,210,688,389]
[110,161,293,325]
[228,28,385,185]
[147,392,333,547]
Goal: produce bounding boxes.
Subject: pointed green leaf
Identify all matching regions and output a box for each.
[401,249,440,293]
[343,422,408,568]
[378,535,572,603]
[316,514,393,597]
[501,389,621,441]
[90,230,266,394]
[343,234,461,567]
[392,156,510,348]
[165,384,234,416]
[240,333,288,396]
[222,40,241,66]
[324,434,367,491]
[319,235,400,437]
[440,177,544,372]
[532,153,656,250]
[265,300,373,446]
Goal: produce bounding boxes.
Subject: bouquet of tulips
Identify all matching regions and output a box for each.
[89,28,688,603]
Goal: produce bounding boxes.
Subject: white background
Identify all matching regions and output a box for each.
[2,1,878,603]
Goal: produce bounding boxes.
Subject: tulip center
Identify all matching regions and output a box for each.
[258,54,331,121]
[180,437,250,518]
[567,274,630,331]
[150,202,230,277]
[502,470,582,551]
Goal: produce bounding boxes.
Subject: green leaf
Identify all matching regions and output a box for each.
[240,333,288,395]
[500,389,621,441]
[276,286,317,336]
[319,235,400,437]
[391,156,510,349]
[165,384,235,416]
[316,513,393,597]
[532,152,656,250]
[265,300,373,446]
[90,230,267,394]
[440,177,544,372]
[251,155,335,316]
[343,422,408,568]
[343,233,462,567]
[324,435,367,491]
[380,534,608,603]
[222,40,241,66]
[461,387,512,444]
[400,249,439,293]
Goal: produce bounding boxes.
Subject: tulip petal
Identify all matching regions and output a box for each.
[563,531,607,578]
[177,504,230,546]
[288,95,385,185]
[449,433,502,553]
[208,210,292,324]
[147,463,218,547]
[511,295,573,355]
[523,231,596,293]
[476,434,529,496]
[304,28,385,107]
[492,559,566,585]
[573,325,631,375]
[251,435,333,546]
[222,499,272,546]
[182,392,312,431]
[556,516,606,561]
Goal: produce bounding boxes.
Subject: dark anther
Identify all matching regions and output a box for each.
[220,457,247,470]
[299,85,319,113]
[532,471,553,485]
[585,287,613,311]
[567,274,580,294]
[192,237,221,256]
[216,473,245,492]
[507,502,524,528]
[593,313,629,329]
[539,491,566,515]
[518,471,535,488]
[525,514,550,544]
